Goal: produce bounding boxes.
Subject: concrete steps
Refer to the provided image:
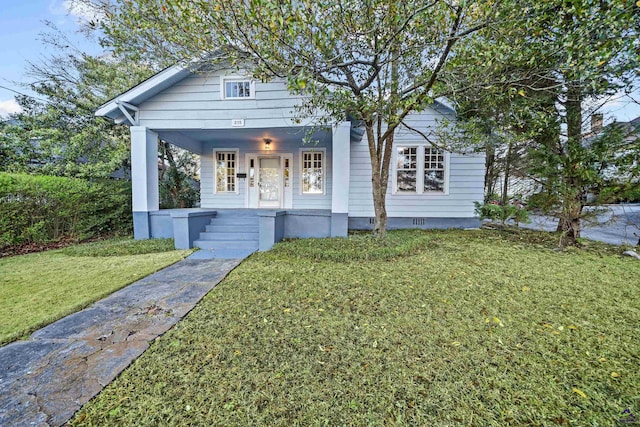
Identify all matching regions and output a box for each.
[205,225,259,233]
[197,231,258,241]
[193,240,259,250]
[193,211,260,256]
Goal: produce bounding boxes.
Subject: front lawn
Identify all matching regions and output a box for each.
[0,238,192,345]
[72,229,640,426]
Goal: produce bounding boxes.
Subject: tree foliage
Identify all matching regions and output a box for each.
[1,22,202,211]
[78,0,640,242]
[447,0,640,246]
[0,25,153,178]
[159,142,200,209]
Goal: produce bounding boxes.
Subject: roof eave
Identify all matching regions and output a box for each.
[95,63,192,120]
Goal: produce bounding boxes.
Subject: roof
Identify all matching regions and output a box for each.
[95,63,192,120]
[604,116,640,135]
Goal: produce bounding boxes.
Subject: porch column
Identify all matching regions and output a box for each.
[130,126,159,239]
[331,121,351,237]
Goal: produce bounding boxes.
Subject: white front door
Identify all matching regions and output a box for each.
[246,154,293,209]
[257,157,281,208]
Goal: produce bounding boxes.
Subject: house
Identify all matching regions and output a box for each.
[96,64,485,254]
[586,114,640,202]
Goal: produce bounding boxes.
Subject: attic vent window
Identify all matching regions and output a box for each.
[221,77,254,99]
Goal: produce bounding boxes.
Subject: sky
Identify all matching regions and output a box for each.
[0,1,639,124]
[0,0,101,117]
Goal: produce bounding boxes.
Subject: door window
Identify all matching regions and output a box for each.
[259,158,280,202]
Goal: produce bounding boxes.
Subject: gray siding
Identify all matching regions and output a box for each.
[137,71,308,129]
[200,139,332,210]
[349,111,485,218]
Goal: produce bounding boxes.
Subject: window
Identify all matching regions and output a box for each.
[249,158,255,188]
[221,77,254,99]
[284,158,290,188]
[396,147,417,193]
[394,145,448,194]
[216,151,237,193]
[424,147,446,192]
[301,150,324,194]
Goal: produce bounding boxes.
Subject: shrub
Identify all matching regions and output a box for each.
[0,173,132,248]
[474,199,529,225]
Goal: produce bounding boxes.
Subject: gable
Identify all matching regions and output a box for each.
[97,65,314,129]
[96,64,456,132]
[135,70,307,129]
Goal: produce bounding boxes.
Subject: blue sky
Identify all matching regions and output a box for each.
[0,1,638,123]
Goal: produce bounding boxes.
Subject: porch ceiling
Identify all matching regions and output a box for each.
[157,127,332,154]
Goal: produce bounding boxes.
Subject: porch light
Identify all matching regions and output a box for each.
[263,138,272,150]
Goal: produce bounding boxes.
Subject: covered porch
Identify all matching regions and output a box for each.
[130,123,352,251]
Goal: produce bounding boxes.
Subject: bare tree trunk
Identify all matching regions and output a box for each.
[484,143,498,201]
[559,192,582,247]
[372,185,388,236]
[367,25,400,239]
[366,122,388,237]
[557,85,584,247]
[500,141,513,224]
[501,141,512,206]
[556,217,568,233]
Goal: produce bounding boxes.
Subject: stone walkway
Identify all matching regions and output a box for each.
[0,257,244,427]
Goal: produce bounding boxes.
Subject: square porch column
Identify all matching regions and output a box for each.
[130,126,159,239]
[331,121,351,237]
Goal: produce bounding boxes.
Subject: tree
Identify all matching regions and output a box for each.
[1,22,203,209]
[0,112,44,172]
[445,0,640,246]
[86,0,509,236]
[523,1,638,247]
[3,25,156,178]
[159,142,200,209]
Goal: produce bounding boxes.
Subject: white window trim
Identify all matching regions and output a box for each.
[392,144,450,195]
[213,148,240,194]
[299,148,326,195]
[220,76,256,100]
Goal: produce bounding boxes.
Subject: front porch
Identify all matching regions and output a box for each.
[130,122,352,253]
[144,208,334,254]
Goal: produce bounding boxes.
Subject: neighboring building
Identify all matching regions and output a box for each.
[586,114,640,183]
[96,64,485,253]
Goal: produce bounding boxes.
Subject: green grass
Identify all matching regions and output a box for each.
[72,229,640,426]
[59,237,177,257]
[276,229,435,262]
[0,238,192,345]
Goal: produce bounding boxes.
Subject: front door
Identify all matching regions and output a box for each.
[257,157,282,208]
[247,154,292,209]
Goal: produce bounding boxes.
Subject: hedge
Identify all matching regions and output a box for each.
[0,173,132,248]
